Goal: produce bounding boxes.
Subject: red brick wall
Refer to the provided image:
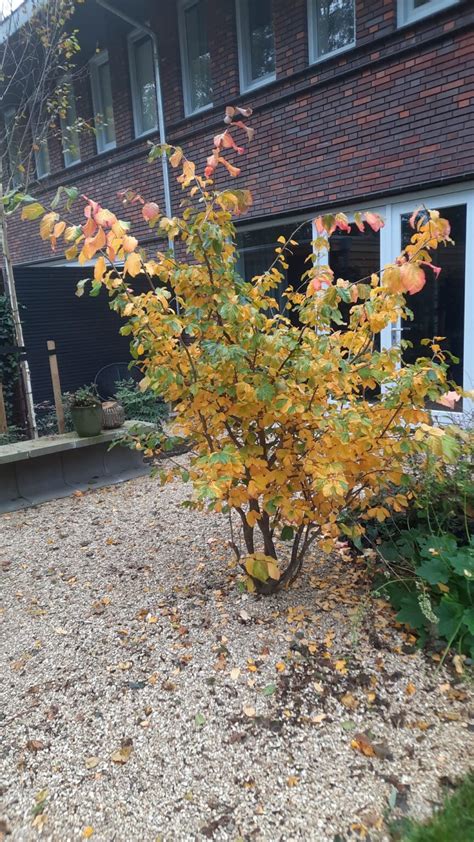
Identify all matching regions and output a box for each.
[5,0,474,265]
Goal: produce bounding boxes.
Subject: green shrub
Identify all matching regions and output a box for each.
[370,425,474,659]
[0,425,25,446]
[0,295,19,425]
[113,378,168,427]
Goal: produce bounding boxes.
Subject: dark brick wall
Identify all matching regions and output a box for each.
[5,0,474,265]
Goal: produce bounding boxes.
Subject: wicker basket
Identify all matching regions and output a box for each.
[101,400,125,429]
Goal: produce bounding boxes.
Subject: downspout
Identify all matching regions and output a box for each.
[95,0,173,224]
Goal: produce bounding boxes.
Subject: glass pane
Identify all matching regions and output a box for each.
[414,0,432,7]
[35,138,50,178]
[134,37,157,133]
[401,204,466,402]
[238,223,312,326]
[315,0,355,57]
[184,0,212,111]
[97,61,115,146]
[329,224,381,353]
[61,86,80,165]
[247,0,275,82]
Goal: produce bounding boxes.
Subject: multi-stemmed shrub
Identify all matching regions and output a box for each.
[20,109,468,593]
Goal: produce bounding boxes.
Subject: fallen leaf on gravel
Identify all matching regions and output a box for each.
[85,756,100,769]
[147,615,158,624]
[54,627,68,635]
[335,659,347,674]
[31,815,47,831]
[118,661,132,670]
[195,713,206,728]
[341,692,358,710]
[243,705,256,717]
[351,734,376,757]
[438,710,463,721]
[111,742,133,764]
[239,610,251,622]
[82,827,94,838]
[162,680,176,691]
[341,720,356,731]
[405,682,416,696]
[262,684,276,696]
[287,776,299,787]
[26,739,45,753]
[453,654,465,675]
[92,602,105,615]
[230,668,241,681]
[275,661,285,672]
[312,713,326,724]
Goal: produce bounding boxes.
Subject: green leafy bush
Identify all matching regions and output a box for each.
[70,385,101,408]
[0,425,25,446]
[378,528,474,658]
[0,295,19,425]
[114,378,168,427]
[371,425,474,658]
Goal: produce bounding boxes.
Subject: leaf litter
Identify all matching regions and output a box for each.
[0,465,473,840]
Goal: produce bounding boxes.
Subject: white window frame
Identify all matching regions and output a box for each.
[59,76,81,168]
[397,0,459,27]
[307,0,356,65]
[311,185,474,419]
[33,136,50,179]
[90,50,116,154]
[235,0,276,94]
[178,0,213,117]
[128,29,158,138]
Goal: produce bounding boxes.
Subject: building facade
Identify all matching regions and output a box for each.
[2,0,474,410]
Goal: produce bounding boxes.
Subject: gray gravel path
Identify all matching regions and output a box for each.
[1,466,473,841]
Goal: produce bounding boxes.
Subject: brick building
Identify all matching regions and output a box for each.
[1,0,473,412]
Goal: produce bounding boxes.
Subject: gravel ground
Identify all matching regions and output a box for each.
[1,464,473,842]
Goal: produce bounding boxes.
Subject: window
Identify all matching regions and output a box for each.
[237,222,313,326]
[59,78,81,167]
[308,0,355,63]
[398,0,458,26]
[128,31,158,137]
[236,0,275,92]
[3,106,22,187]
[400,204,466,405]
[34,136,50,179]
[178,0,213,115]
[90,51,116,153]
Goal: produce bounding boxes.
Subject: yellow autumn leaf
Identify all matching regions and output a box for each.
[124,252,142,277]
[94,256,106,282]
[21,202,46,221]
[82,827,94,838]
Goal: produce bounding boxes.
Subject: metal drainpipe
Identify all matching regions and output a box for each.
[95,0,173,225]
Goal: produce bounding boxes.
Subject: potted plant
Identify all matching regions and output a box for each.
[69,386,103,437]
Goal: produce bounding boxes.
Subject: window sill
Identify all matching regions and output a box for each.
[397,0,459,29]
[240,73,277,96]
[183,102,213,119]
[309,40,356,67]
[96,142,117,155]
[134,126,159,140]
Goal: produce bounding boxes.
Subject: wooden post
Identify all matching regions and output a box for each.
[0,383,7,435]
[47,340,65,434]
